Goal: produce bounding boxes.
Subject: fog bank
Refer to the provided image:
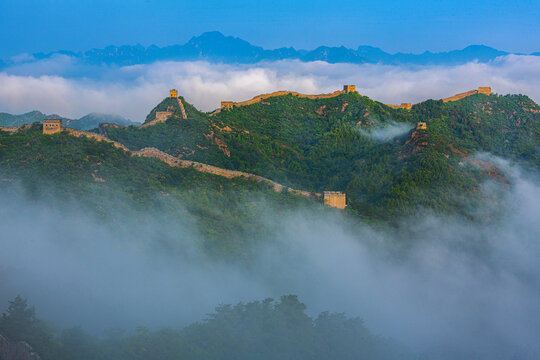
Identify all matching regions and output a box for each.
[0,161,539,359]
[1,55,539,121]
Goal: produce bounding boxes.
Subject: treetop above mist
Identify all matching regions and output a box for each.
[0,295,412,360]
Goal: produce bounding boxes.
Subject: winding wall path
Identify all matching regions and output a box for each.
[0,125,320,200]
[133,147,321,199]
[212,90,345,115]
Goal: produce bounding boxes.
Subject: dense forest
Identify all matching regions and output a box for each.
[0,124,324,259]
[104,91,540,219]
[1,91,539,360]
[1,91,538,248]
[0,296,413,360]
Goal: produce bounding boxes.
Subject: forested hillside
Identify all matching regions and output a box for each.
[0,124,319,259]
[0,296,412,360]
[105,91,540,219]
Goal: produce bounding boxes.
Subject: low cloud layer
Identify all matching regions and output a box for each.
[0,159,539,359]
[358,120,414,141]
[0,55,539,122]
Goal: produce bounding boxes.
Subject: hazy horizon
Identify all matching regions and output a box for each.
[1,55,540,122]
[1,1,539,58]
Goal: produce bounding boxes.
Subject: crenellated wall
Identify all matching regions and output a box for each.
[64,128,130,151]
[142,97,187,128]
[133,147,322,199]
[214,86,491,115]
[386,87,492,109]
[442,89,479,102]
[0,125,30,133]
[386,103,413,110]
[1,123,335,204]
[215,89,347,114]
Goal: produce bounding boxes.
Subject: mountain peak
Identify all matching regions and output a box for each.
[5,33,537,68]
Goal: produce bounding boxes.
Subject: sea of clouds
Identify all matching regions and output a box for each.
[0,54,539,121]
[0,159,539,359]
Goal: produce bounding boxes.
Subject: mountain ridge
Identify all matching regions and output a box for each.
[5,31,536,68]
[0,110,135,130]
[2,87,539,222]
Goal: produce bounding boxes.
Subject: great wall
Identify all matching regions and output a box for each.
[0,86,493,209]
[0,118,327,203]
[213,85,357,115]
[215,85,491,113]
[133,147,322,200]
[140,89,188,128]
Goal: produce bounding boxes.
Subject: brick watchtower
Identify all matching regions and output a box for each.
[43,119,62,135]
[323,191,346,209]
[343,85,356,93]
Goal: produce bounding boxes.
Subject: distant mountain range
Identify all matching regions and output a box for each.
[0,111,135,130]
[3,31,537,67]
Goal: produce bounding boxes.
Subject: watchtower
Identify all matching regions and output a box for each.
[400,103,412,110]
[43,119,62,135]
[170,89,178,98]
[323,191,346,209]
[416,122,427,130]
[343,85,356,93]
[478,87,491,95]
[221,101,235,110]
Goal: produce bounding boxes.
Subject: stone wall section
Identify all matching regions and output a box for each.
[1,126,320,199]
[386,87,492,109]
[176,98,187,119]
[141,98,187,128]
[442,89,479,102]
[133,147,321,199]
[214,90,346,114]
[0,125,30,133]
[386,103,413,110]
[65,128,130,151]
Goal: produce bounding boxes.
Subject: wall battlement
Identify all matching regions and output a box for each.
[0,125,30,133]
[387,86,492,109]
[134,147,322,200]
[2,123,340,206]
[141,93,188,128]
[214,89,347,114]
[386,103,413,110]
[43,119,62,135]
[64,128,129,151]
[221,101,235,110]
[443,87,491,102]
[212,85,491,115]
[155,110,173,122]
[324,191,346,209]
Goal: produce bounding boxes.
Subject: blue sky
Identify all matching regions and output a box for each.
[1,0,539,58]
